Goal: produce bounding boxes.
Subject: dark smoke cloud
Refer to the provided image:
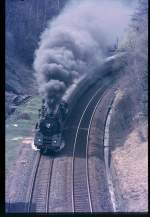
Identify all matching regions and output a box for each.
[33,0,134,112]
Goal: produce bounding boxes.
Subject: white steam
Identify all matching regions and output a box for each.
[33,0,134,111]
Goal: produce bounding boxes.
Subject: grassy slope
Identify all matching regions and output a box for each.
[6,96,41,173]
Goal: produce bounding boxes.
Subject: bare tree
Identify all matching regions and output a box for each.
[118,0,148,119]
[57,0,60,11]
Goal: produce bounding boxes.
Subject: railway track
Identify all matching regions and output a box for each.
[25,152,54,212]
[86,89,115,212]
[85,92,106,212]
[72,84,110,212]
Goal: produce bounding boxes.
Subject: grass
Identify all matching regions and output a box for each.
[6,95,42,173]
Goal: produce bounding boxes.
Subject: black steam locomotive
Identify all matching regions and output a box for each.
[34,52,125,154]
[34,99,68,154]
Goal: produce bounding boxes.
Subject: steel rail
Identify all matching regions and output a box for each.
[45,158,54,213]
[26,152,41,212]
[72,84,107,212]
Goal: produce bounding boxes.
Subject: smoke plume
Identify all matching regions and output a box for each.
[33,0,134,112]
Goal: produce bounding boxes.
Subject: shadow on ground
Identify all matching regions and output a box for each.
[6,202,36,213]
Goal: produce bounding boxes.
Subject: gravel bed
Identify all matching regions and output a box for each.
[48,156,72,212]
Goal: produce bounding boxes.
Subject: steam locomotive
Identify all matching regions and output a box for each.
[34,52,125,154]
[34,99,68,154]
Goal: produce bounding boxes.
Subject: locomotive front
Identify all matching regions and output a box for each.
[34,101,66,154]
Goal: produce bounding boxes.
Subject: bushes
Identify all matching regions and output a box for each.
[118,0,148,120]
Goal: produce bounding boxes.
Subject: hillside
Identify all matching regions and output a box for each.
[5,0,68,117]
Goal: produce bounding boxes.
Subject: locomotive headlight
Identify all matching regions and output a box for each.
[46,123,51,128]
[38,139,41,142]
[53,140,57,143]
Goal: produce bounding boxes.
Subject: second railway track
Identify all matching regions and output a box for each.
[72,84,111,212]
